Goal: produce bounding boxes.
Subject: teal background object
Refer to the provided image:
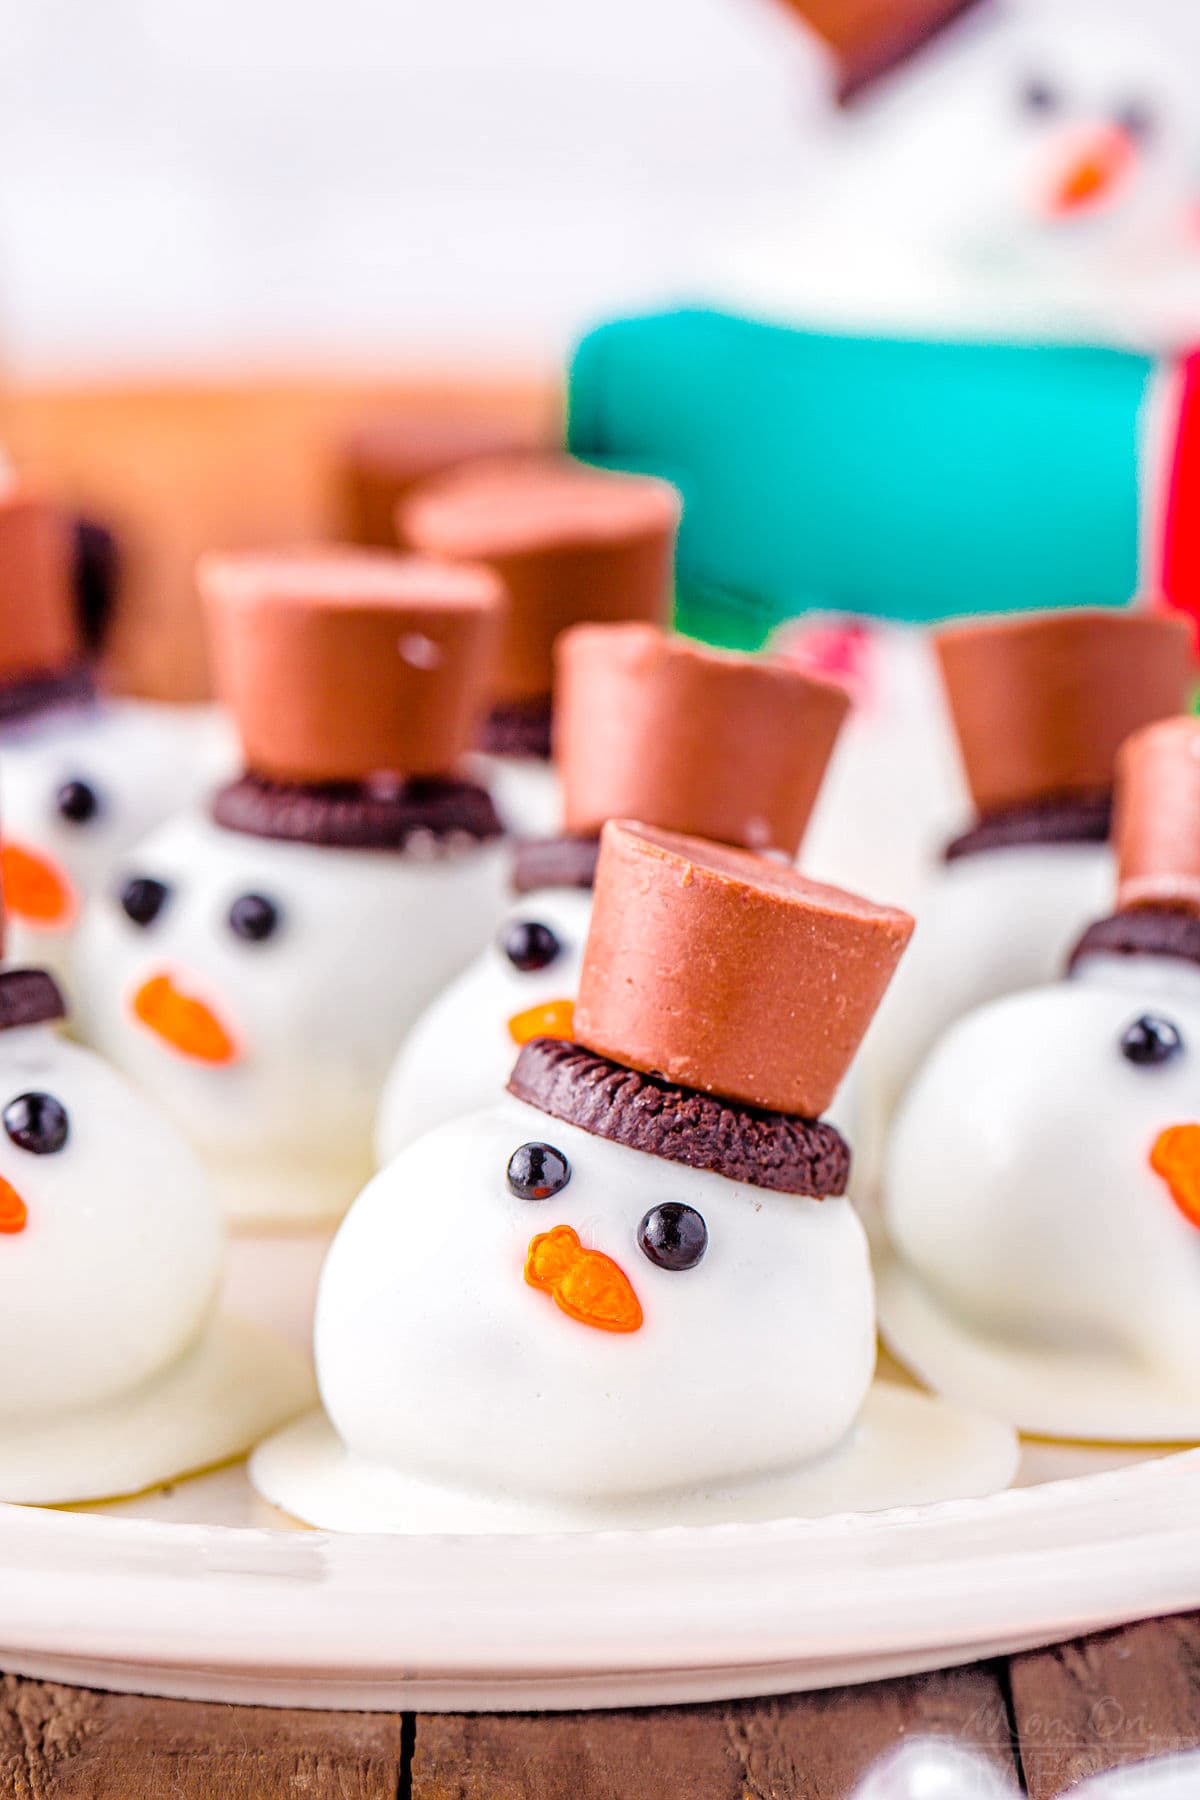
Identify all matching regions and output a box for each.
[567,309,1153,646]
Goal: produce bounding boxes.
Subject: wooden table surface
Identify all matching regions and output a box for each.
[1,1612,1196,1797]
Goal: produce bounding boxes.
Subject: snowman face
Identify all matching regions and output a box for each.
[319,1097,876,1501]
[851,13,1194,282]
[0,1025,221,1420]
[75,810,508,1198]
[859,840,1112,1180]
[0,702,234,983]
[885,982,1200,1389]
[374,886,592,1162]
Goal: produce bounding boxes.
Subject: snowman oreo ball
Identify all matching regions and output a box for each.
[375,621,850,1161]
[0,483,233,991]
[859,608,1193,1185]
[75,548,509,1226]
[880,715,1200,1441]
[0,950,313,1504]
[254,821,1017,1532]
[403,455,679,838]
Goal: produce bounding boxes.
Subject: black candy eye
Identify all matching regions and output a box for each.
[120,876,170,927]
[1120,1015,1183,1067]
[1115,98,1154,140]
[501,919,561,973]
[4,1091,69,1155]
[507,1141,571,1200]
[638,1202,708,1271]
[56,778,101,824]
[228,893,281,942]
[1020,75,1060,114]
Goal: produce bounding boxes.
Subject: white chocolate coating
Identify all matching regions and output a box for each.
[255,1095,1016,1531]
[375,886,591,1163]
[856,842,1112,1196]
[324,1097,874,1502]
[0,1018,315,1501]
[477,754,561,840]
[0,700,236,994]
[0,1024,221,1419]
[74,810,508,1223]
[881,980,1200,1439]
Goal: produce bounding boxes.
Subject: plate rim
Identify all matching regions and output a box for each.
[0,1443,1196,1700]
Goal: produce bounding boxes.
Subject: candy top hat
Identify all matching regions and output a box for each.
[936,609,1194,859]
[508,820,912,1194]
[198,547,507,850]
[514,623,850,893]
[1071,715,1200,972]
[401,456,680,758]
[338,415,543,550]
[775,0,988,102]
[0,483,92,724]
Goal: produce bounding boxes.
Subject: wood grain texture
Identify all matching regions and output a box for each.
[410,1662,1017,1800]
[1010,1613,1200,1798]
[0,1675,403,1799]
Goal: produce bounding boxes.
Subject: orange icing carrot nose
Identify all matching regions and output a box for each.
[508,998,575,1046]
[1046,127,1135,215]
[525,1223,643,1333]
[131,973,240,1065]
[0,843,78,929]
[1150,1124,1200,1229]
[0,1177,28,1235]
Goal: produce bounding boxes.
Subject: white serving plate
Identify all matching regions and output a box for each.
[0,1232,1196,1713]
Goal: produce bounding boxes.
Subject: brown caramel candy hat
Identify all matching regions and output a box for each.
[935,609,1193,817]
[199,547,504,785]
[575,821,913,1118]
[401,455,679,706]
[554,623,850,857]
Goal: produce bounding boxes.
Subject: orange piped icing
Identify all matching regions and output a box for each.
[524,1223,643,1333]
[1150,1124,1200,1229]
[131,974,240,1066]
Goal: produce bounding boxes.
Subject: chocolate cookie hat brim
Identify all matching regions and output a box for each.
[935,609,1194,817]
[554,623,850,858]
[401,455,679,707]
[199,547,505,784]
[575,820,913,1118]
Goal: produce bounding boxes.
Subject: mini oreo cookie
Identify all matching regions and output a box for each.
[0,969,67,1032]
[1068,906,1200,974]
[479,697,553,760]
[212,772,503,850]
[0,664,95,727]
[512,833,600,895]
[945,791,1112,862]
[507,1037,849,1198]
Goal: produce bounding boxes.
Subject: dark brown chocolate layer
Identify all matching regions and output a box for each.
[0,969,67,1031]
[479,697,553,759]
[212,772,504,850]
[944,791,1112,862]
[72,517,119,651]
[512,833,600,895]
[0,664,95,727]
[1068,906,1200,974]
[508,1038,850,1198]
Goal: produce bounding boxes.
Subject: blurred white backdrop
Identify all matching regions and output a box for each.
[2,0,1199,374]
[0,0,823,373]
